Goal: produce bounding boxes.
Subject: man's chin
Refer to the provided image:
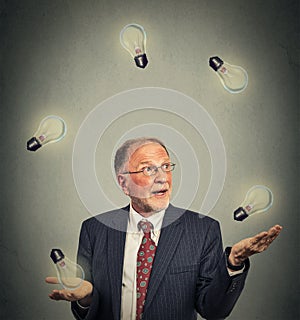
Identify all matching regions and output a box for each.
[149,203,169,214]
[131,197,170,215]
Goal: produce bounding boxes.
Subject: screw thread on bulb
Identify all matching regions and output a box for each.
[134,53,148,68]
[233,207,249,221]
[27,137,42,151]
[209,56,224,71]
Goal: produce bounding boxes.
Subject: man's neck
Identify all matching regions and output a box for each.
[131,204,168,218]
[131,203,166,218]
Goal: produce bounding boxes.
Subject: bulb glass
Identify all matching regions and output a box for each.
[120,23,147,58]
[56,257,85,290]
[241,185,273,215]
[217,62,248,94]
[34,115,67,145]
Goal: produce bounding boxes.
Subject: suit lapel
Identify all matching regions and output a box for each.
[143,205,184,314]
[107,207,129,320]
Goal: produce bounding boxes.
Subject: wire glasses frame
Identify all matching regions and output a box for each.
[121,163,176,176]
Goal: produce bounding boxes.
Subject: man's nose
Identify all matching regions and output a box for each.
[154,167,167,182]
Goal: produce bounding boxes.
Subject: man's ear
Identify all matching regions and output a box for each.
[117,174,129,195]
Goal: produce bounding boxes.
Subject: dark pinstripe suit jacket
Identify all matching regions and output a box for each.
[71,204,249,320]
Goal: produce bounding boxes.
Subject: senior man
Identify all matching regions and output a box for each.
[46,137,282,320]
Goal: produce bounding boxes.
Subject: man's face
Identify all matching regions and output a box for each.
[118,143,173,215]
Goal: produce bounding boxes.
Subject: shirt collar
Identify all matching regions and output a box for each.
[127,203,166,233]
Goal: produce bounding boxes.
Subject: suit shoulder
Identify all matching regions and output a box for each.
[82,206,129,229]
[171,205,219,226]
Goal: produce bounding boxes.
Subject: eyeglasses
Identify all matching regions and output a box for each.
[121,163,176,176]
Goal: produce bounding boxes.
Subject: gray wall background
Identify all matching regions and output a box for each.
[0,0,299,319]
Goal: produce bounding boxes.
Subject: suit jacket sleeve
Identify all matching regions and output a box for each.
[195,220,249,320]
[71,220,101,320]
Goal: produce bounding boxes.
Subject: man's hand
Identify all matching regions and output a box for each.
[45,277,93,306]
[229,224,283,266]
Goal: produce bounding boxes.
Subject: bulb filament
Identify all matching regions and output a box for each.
[39,134,46,142]
[220,66,228,74]
[245,204,253,212]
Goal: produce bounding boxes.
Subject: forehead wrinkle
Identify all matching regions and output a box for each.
[130,154,170,167]
[128,144,170,166]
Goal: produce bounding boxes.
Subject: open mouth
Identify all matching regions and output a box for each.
[152,189,168,196]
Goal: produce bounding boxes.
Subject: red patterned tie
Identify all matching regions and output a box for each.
[136,220,157,320]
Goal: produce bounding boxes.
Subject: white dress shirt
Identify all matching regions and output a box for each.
[120,205,165,320]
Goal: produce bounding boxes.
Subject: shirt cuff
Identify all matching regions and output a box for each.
[227,266,245,276]
[225,246,246,276]
[76,300,90,310]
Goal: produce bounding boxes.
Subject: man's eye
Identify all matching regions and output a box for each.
[144,166,154,173]
[162,163,170,170]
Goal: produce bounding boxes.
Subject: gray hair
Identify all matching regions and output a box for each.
[114,137,169,175]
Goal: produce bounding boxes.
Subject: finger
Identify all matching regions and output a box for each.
[268,225,283,236]
[49,290,64,300]
[263,226,282,244]
[49,289,72,301]
[45,277,60,284]
[257,228,282,249]
[254,225,282,244]
[270,224,283,231]
[250,231,268,245]
[249,234,272,252]
[266,229,282,244]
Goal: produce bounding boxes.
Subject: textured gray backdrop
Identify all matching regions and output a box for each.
[0,0,299,319]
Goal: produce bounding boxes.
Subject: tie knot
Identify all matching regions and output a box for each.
[138,220,153,234]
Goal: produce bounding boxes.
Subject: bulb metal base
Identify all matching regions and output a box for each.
[134,53,148,68]
[50,248,65,263]
[27,137,42,151]
[209,56,224,71]
[234,207,249,221]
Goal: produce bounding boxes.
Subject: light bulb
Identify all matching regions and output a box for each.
[234,185,273,221]
[50,248,84,290]
[27,115,67,151]
[209,56,248,94]
[120,23,148,69]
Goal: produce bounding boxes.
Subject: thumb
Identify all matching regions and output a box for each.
[45,277,60,284]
